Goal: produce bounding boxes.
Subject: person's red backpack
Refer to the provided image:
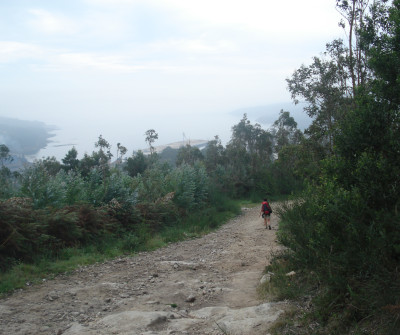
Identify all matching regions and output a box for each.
[262,201,272,214]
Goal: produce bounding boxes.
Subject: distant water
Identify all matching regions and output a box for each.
[31,103,309,162]
[33,112,247,162]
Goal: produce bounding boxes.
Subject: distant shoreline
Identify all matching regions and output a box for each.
[0,116,57,156]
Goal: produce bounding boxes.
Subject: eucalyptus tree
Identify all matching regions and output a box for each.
[336,0,370,93]
[0,144,12,166]
[275,2,400,330]
[287,39,352,155]
[271,110,303,154]
[204,135,225,173]
[176,144,204,166]
[41,156,62,176]
[124,150,149,177]
[144,129,158,156]
[0,144,13,198]
[226,114,274,196]
[335,0,400,209]
[95,135,113,161]
[94,135,113,178]
[116,143,128,162]
[62,147,79,171]
[77,135,112,178]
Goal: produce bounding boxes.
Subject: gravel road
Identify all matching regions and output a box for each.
[0,205,288,335]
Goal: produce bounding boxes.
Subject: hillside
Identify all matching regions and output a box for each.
[0,117,56,156]
[141,139,209,154]
[0,205,289,335]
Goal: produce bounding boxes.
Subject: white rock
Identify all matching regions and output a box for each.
[185,295,196,303]
[259,274,271,284]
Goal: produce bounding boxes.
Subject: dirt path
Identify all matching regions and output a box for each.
[0,205,288,335]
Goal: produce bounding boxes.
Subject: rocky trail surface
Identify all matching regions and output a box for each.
[0,205,288,335]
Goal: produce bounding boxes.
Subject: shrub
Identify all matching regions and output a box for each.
[166,163,208,211]
[277,180,400,326]
[0,198,47,267]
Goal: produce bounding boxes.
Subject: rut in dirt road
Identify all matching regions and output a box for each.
[0,205,289,335]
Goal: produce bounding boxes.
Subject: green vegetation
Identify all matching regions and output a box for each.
[0,196,240,295]
[0,112,297,294]
[260,1,400,334]
[1,2,399,334]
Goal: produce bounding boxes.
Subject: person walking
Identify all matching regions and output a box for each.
[260,198,272,230]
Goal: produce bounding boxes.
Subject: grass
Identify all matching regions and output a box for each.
[258,253,316,301]
[0,246,115,294]
[260,252,400,335]
[0,199,242,296]
[268,308,300,334]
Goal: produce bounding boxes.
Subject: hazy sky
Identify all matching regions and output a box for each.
[0,0,343,159]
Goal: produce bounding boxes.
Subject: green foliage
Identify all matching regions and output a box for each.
[0,185,240,295]
[259,255,314,303]
[144,129,158,156]
[116,142,127,162]
[120,232,143,252]
[287,39,351,157]
[78,152,101,178]
[277,178,400,328]
[19,161,65,208]
[62,147,79,171]
[0,198,120,270]
[166,162,208,211]
[0,166,16,199]
[271,110,303,153]
[124,150,149,177]
[133,163,170,203]
[204,136,225,173]
[176,144,204,166]
[41,156,62,176]
[0,144,12,165]
[0,198,45,268]
[158,146,179,167]
[99,169,137,205]
[56,170,88,205]
[272,4,400,332]
[18,164,137,209]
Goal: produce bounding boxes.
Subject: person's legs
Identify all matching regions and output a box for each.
[267,215,271,229]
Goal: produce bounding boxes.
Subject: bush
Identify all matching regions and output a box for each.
[277,181,400,327]
[166,163,208,211]
[0,167,16,200]
[0,198,121,270]
[0,198,47,267]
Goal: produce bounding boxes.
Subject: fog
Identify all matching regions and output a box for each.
[0,0,343,161]
[33,108,242,161]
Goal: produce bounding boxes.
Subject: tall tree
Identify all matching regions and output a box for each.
[336,0,370,93]
[271,110,303,154]
[116,143,128,163]
[124,150,149,177]
[144,129,158,157]
[62,147,79,171]
[204,136,225,173]
[226,115,274,196]
[0,144,12,166]
[95,135,112,161]
[41,156,62,176]
[94,135,112,178]
[287,40,352,155]
[176,144,204,166]
[334,0,400,209]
